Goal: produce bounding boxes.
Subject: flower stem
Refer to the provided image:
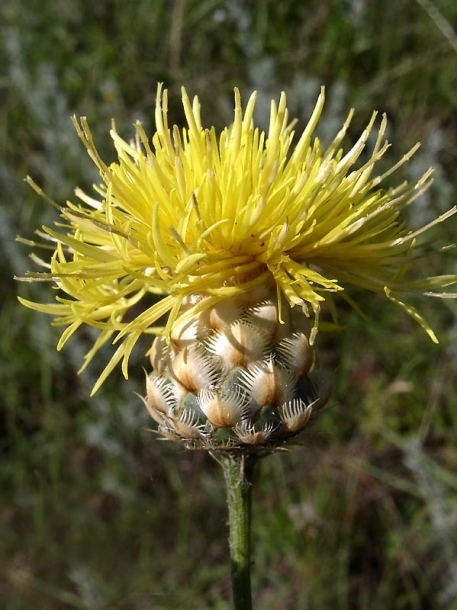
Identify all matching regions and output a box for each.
[219,453,256,610]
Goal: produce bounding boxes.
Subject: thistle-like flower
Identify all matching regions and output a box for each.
[18,84,457,451]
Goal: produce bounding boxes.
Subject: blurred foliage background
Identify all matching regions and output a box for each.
[1,0,457,608]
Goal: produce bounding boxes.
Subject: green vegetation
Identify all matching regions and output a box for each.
[2,0,457,608]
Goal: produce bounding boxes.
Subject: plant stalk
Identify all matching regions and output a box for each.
[219,453,256,610]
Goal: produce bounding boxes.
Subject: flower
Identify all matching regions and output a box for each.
[18,84,457,401]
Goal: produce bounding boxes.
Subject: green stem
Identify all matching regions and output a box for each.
[219,453,256,610]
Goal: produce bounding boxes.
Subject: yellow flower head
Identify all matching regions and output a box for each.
[19,84,457,393]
